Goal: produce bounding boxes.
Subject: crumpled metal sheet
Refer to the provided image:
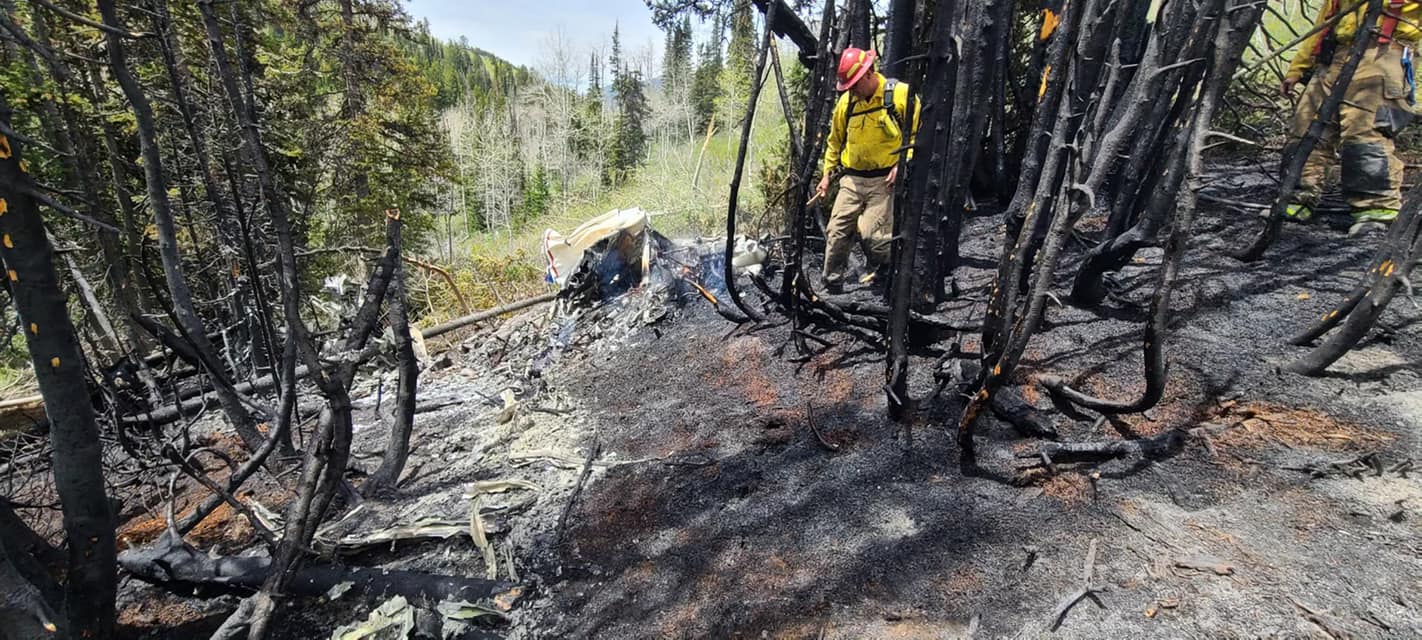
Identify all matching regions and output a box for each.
[330,595,415,640]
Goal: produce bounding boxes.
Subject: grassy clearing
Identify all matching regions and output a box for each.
[0,365,35,400]
[1255,0,1319,67]
[0,312,36,400]
[422,94,791,327]
[475,108,786,257]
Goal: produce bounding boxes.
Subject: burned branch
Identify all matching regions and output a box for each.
[721,1,777,324]
[119,530,511,604]
[1018,429,1189,467]
[1286,199,1422,375]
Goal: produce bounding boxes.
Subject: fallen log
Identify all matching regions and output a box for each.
[420,292,557,340]
[119,530,514,604]
[1019,429,1188,465]
[833,300,981,332]
[990,390,1059,439]
[0,396,45,432]
[119,362,321,426]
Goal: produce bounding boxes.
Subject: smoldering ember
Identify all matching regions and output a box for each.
[1,0,1421,638]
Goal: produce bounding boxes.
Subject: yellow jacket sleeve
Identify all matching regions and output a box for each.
[1287,1,1333,82]
[822,93,849,176]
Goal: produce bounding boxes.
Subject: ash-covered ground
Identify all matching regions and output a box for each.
[120,162,1422,638]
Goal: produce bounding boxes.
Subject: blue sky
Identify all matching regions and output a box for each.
[404,0,665,72]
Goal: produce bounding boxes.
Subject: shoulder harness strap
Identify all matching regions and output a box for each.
[841,78,913,130]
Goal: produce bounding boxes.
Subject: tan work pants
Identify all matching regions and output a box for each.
[823,173,894,285]
[1291,41,1417,211]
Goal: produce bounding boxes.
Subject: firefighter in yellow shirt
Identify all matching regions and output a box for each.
[1282,0,1421,232]
[814,47,919,293]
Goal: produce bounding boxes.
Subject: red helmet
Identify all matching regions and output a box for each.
[836,47,877,92]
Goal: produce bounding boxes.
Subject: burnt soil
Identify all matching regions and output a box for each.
[119,162,1422,638]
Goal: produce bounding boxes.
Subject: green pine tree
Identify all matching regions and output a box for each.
[603,24,649,186]
[587,52,602,104]
[521,165,551,225]
[690,15,725,132]
[663,16,693,93]
[717,1,756,124]
[607,70,649,186]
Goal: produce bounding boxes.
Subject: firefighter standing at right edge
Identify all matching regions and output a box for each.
[1282,0,1422,233]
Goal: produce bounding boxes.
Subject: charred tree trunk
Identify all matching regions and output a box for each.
[1070,109,1191,304]
[1044,1,1265,415]
[769,45,802,169]
[846,0,872,50]
[0,96,116,640]
[364,247,417,496]
[964,0,1225,458]
[98,0,267,452]
[980,0,1085,358]
[983,0,1017,204]
[907,5,955,309]
[357,213,412,495]
[332,213,402,390]
[197,4,357,635]
[1070,126,1192,306]
[1069,2,1227,305]
[780,0,836,358]
[15,5,148,358]
[1006,0,1123,283]
[723,1,777,323]
[882,0,915,77]
[85,60,160,318]
[979,5,1092,372]
[886,0,950,418]
[62,252,122,356]
[211,127,281,379]
[932,0,1011,298]
[153,0,260,382]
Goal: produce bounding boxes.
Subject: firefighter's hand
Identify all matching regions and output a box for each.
[886,165,899,186]
[816,174,830,198]
[1282,78,1298,97]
